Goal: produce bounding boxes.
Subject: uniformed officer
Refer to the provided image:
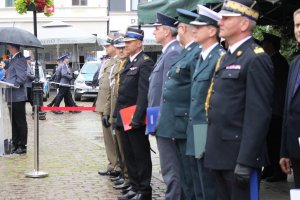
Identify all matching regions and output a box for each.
[53,54,79,114]
[106,36,131,190]
[204,0,274,199]
[5,43,28,154]
[156,9,199,200]
[261,33,289,182]
[186,5,224,200]
[148,12,183,200]
[114,27,154,200]
[96,34,121,177]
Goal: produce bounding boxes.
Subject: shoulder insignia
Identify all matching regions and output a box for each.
[254,47,264,54]
[143,55,150,60]
[237,50,242,57]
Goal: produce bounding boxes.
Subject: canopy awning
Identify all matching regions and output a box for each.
[38,21,97,45]
[138,0,300,26]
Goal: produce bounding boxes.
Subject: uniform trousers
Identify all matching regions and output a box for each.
[189,156,217,200]
[157,136,184,200]
[114,129,128,177]
[291,158,300,188]
[120,126,152,195]
[175,139,196,200]
[54,86,76,107]
[102,124,117,171]
[212,170,251,200]
[8,101,28,148]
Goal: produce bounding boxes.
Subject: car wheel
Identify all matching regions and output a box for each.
[74,91,81,101]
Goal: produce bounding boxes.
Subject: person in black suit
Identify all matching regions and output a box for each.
[261,33,289,182]
[204,0,274,199]
[280,8,300,189]
[114,27,154,200]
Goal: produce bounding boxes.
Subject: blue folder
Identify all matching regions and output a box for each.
[146,106,160,134]
[250,169,259,200]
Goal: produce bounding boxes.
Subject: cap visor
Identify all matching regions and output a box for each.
[114,44,125,48]
[190,21,208,26]
[123,37,138,42]
[102,42,112,46]
[219,10,241,17]
[153,22,162,26]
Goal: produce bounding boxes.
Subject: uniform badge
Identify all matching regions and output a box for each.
[226,65,241,69]
[133,58,137,62]
[176,67,180,73]
[237,50,242,56]
[187,47,191,51]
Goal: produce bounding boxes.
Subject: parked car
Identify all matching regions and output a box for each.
[31,63,50,101]
[73,61,101,101]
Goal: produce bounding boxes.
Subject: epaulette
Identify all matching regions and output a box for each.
[254,47,264,54]
[143,55,150,60]
[251,43,264,54]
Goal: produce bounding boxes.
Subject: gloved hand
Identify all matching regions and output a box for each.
[234,163,252,188]
[101,115,111,128]
[129,120,143,129]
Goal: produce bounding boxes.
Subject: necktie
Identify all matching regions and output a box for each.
[205,55,224,114]
[293,66,300,96]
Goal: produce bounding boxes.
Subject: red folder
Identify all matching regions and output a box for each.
[119,105,137,131]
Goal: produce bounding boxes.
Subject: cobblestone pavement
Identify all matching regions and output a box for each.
[0,96,292,199]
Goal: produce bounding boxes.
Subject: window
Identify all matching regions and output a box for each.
[109,0,126,12]
[5,0,14,7]
[72,0,87,6]
[131,0,149,11]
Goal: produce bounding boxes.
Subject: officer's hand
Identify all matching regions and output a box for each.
[101,115,111,128]
[234,163,252,188]
[129,120,142,129]
[279,158,292,174]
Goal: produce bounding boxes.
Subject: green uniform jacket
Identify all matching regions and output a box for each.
[186,44,225,156]
[157,42,201,139]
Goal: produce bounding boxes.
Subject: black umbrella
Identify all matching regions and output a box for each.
[0,27,43,49]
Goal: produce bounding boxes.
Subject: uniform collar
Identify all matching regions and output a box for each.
[228,36,251,54]
[130,50,142,62]
[201,43,218,60]
[162,39,177,53]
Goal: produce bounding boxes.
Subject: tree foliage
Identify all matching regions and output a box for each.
[253,25,299,62]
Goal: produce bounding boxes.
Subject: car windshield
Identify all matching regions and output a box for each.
[81,63,99,74]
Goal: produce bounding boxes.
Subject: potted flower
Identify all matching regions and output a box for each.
[15,0,54,17]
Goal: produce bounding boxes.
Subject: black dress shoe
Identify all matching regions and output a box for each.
[15,147,27,154]
[111,175,122,181]
[113,182,131,190]
[121,186,132,195]
[98,170,120,176]
[114,179,125,185]
[117,190,136,200]
[130,193,151,200]
[11,145,18,154]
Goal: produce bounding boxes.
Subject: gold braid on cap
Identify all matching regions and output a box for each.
[223,0,259,21]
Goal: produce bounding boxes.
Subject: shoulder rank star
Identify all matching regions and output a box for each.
[254,47,264,54]
[237,50,242,56]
